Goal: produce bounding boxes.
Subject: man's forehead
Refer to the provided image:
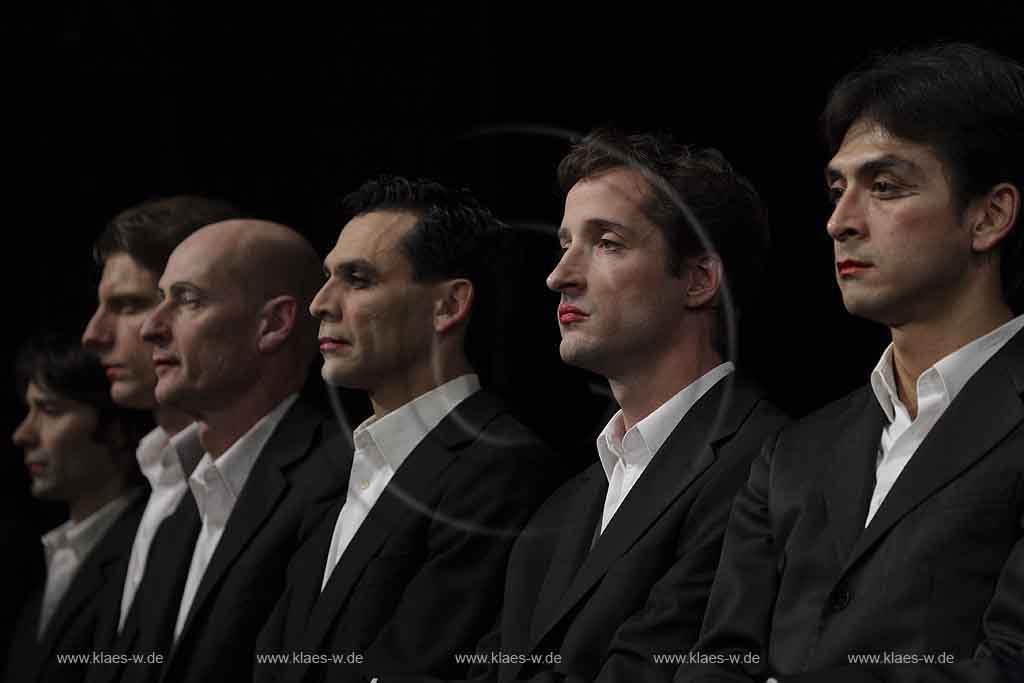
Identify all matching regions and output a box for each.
[329,210,417,263]
[828,121,938,175]
[100,252,158,290]
[160,235,229,288]
[562,169,656,237]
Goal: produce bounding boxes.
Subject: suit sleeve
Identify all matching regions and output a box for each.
[673,433,783,683]
[591,424,776,683]
[361,440,557,680]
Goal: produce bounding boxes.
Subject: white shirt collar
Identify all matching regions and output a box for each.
[596,362,735,483]
[137,424,201,489]
[187,394,299,523]
[42,489,141,562]
[870,314,1024,423]
[353,374,481,472]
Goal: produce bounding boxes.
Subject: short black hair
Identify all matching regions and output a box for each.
[93,195,242,275]
[340,176,503,372]
[557,128,770,355]
[15,332,153,451]
[822,42,1024,311]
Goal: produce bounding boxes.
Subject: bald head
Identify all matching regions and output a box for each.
[167,219,323,368]
[198,219,323,307]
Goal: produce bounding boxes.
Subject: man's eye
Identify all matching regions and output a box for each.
[872,180,901,196]
[597,238,622,250]
[827,186,844,205]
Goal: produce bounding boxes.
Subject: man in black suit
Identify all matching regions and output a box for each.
[677,44,1024,683]
[124,219,339,683]
[253,176,561,683]
[428,129,787,683]
[79,196,239,683]
[5,333,152,683]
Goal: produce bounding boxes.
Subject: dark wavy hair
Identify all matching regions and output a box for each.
[93,195,241,275]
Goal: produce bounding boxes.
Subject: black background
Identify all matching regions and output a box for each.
[4,2,1024,525]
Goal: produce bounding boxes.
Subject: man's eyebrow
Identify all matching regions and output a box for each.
[105,292,153,305]
[825,155,922,184]
[330,258,380,278]
[166,282,203,298]
[557,219,633,242]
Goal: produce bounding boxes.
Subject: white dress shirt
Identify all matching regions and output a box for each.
[866,314,1024,526]
[173,394,298,640]
[596,362,735,535]
[117,423,201,632]
[38,490,140,639]
[320,374,481,590]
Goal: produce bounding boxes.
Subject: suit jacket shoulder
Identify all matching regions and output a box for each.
[5,490,146,683]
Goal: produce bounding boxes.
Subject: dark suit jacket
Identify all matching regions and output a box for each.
[117,398,341,683]
[0,512,45,675]
[86,488,199,683]
[678,332,1024,683]
[254,390,563,683]
[429,374,783,683]
[3,490,147,683]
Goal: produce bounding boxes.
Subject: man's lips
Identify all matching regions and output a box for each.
[837,259,873,276]
[558,304,588,325]
[25,462,45,476]
[152,354,179,374]
[319,337,350,352]
[104,365,127,379]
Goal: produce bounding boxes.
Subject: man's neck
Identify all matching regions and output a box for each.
[889,298,1013,419]
[69,478,130,523]
[196,387,295,458]
[368,356,474,419]
[154,405,192,437]
[609,344,724,431]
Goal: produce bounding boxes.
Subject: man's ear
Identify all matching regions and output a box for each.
[433,279,474,334]
[257,296,298,353]
[684,253,723,309]
[972,182,1020,253]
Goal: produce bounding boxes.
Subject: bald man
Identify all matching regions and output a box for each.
[120,220,341,683]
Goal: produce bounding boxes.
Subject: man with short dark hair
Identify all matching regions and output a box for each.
[254,176,560,683]
[678,43,1024,683]
[80,195,239,683]
[126,219,339,683]
[444,129,787,683]
[5,333,152,683]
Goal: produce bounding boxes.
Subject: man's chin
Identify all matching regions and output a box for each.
[110,380,157,411]
[558,338,607,374]
[30,483,58,500]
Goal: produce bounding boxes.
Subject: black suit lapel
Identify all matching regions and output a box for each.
[135,488,201,657]
[527,375,760,654]
[822,389,886,565]
[527,468,606,647]
[842,334,1024,573]
[36,491,145,662]
[168,400,322,656]
[290,496,348,637]
[297,391,505,663]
